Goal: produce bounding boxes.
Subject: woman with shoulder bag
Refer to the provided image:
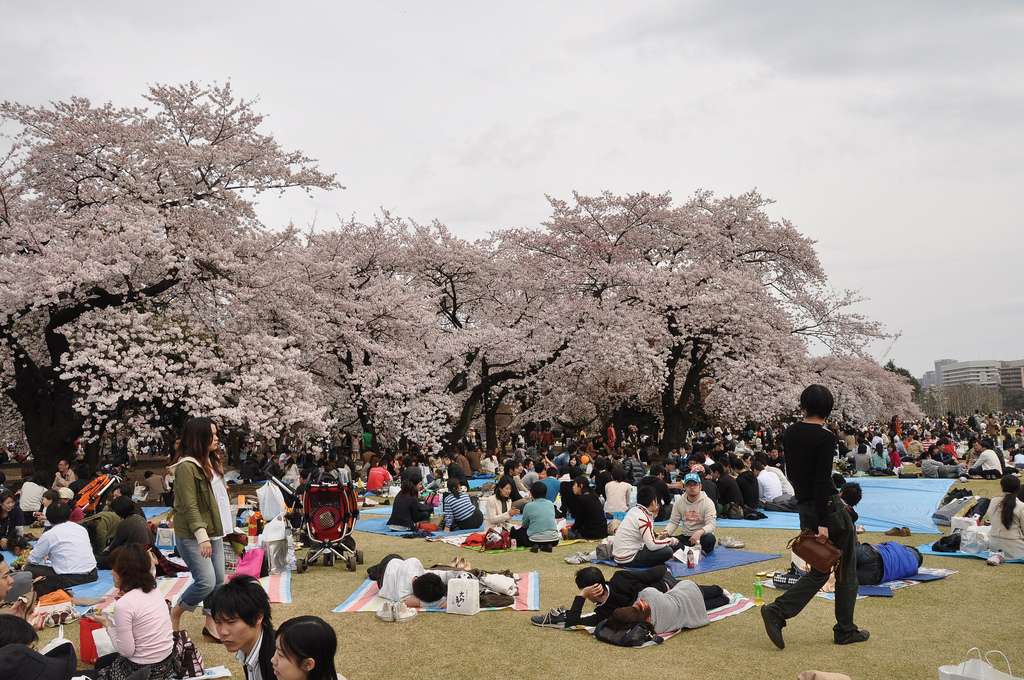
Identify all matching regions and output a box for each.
[168,417,225,641]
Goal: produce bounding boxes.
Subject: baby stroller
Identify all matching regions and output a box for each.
[296,482,363,572]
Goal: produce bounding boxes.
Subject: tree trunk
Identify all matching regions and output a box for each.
[16,385,81,485]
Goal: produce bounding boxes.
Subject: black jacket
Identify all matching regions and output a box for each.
[715,473,744,508]
[387,493,432,529]
[570,492,608,539]
[736,471,759,509]
[565,565,674,627]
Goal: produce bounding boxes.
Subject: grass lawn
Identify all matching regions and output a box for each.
[46,478,1022,680]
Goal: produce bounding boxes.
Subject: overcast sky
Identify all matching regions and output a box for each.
[4,1,1022,377]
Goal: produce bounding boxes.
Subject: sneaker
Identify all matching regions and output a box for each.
[530,607,567,628]
[393,602,417,622]
[835,629,870,645]
[987,552,1006,566]
[376,602,395,622]
[720,536,745,549]
[564,552,590,565]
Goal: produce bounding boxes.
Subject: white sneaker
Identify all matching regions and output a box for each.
[393,602,417,621]
[376,602,395,622]
[986,552,1006,566]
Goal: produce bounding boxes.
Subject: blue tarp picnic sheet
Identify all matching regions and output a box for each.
[714,477,951,534]
[143,506,171,520]
[918,544,1024,563]
[593,548,780,577]
[353,516,480,537]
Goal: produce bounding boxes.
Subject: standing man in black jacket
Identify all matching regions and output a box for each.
[761,384,869,649]
[530,564,675,628]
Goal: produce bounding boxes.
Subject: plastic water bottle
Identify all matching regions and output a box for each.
[753,580,764,606]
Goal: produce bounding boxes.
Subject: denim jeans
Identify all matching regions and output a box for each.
[177,537,225,614]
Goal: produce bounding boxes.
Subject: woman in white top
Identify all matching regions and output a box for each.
[603,466,632,514]
[985,475,1024,559]
[483,479,520,530]
[207,447,235,643]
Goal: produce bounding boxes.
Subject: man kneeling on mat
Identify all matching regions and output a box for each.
[604,580,731,635]
[658,473,717,554]
[531,564,675,628]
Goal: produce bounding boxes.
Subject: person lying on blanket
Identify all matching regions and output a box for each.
[530,564,675,629]
[658,473,717,555]
[367,554,460,608]
[604,580,731,635]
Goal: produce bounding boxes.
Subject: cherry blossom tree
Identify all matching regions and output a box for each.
[509,190,886,452]
[0,82,337,476]
[807,355,922,424]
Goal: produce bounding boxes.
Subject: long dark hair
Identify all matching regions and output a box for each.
[999,474,1021,530]
[275,615,338,680]
[176,417,216,477]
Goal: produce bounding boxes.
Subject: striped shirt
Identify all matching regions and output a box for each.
[442,492,476,529]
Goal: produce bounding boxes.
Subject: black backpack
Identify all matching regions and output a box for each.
[931,533,962,553]
[593,620,662,647]
[965,497,991,519]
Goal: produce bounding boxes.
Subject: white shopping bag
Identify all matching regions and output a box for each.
[939,648,1021,680]
[257,482,287,523]
[132,484,148,502]
[92,627,116,657]
[951,516,978,531]
[961,526,991,555]
[446,576,480,615]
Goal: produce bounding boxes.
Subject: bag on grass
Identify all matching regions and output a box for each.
[232,546,268,579]
[171,629,205,679]
[446,576,480,615]
[932,496,976,526]
[932,533,962,553]
[78,616,103,664]
[938,648,1021,680]
[961,526,991,555]
[484,528,511,551]
[593,620,661,647]
[479,573,516,596]
[29,590,78,630]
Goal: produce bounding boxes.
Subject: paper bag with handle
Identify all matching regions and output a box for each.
[787,531,842,574]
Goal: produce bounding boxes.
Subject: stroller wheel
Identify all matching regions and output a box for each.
[346,555,357,572]
[324,553,335,567]
[297,558,308,574]
[356,550,364,565]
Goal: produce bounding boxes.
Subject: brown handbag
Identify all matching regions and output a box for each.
[787,531,842,573]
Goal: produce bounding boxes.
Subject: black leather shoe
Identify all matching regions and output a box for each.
[761,605,786,649]
[835,629,870,645]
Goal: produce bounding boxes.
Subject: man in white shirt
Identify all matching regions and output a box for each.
[754,457,796,511]
[26,501,97,595]
[18,476,47,513]
[372,555,449,608]
[969,438,1004,479]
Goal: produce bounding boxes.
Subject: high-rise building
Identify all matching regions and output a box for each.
[1000,359,1024,390]
[922,358,1024,387]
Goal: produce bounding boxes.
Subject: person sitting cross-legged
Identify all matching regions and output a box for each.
[611,485,677,567]
[563,476,608,540]
[440,478,483,532]
[659,472,717,555]
[530,564,676,629]
[26,500,98,595]
[510,481,561,552]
